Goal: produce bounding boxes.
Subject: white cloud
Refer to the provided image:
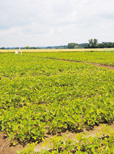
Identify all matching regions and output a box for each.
[0,0,114,47]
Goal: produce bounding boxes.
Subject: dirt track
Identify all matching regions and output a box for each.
[1,123,114,154]
[0,132,22,154]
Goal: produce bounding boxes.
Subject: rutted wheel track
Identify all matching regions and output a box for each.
[1,123,114,154]
[39,56,114,70]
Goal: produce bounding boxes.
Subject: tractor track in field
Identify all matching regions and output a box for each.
[39,56,114,70]
[1,123,114,153]
[34,123,114,153]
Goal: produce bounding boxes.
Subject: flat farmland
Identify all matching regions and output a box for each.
[0,52,114,153]
[0,48,114,53]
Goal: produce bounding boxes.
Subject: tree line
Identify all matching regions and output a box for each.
[68,39,114,49]
[85,39,114,48]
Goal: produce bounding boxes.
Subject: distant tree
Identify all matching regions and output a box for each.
[24,46,30,49]
[85,39,98,48]
[102,42,114,48]
[88,39,98,48]
[108,42,114,48]
[74,44,79,49]
[30,47,37,49]
[97,43,104,48]
[79,43,88,48]
[0,47,5,49]
[68,43,77,49]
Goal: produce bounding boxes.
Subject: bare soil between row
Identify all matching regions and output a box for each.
[1,123,114,154]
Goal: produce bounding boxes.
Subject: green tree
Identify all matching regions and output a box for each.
[88,39,98,48]
[24,46,30,49]
[68,43,78,49]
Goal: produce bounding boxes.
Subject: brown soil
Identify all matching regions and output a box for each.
[93,63,114,70]
[0,132,24,154]
[34,123,114,153]
[1,123,114,153]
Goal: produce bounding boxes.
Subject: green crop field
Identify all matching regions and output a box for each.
[0,52,114,153]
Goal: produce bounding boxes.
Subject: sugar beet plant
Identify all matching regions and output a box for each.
[0,53,114,145]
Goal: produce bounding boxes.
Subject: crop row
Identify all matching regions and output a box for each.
[19,125,114,153]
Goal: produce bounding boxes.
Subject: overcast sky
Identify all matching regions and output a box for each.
[0,0,114,47]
